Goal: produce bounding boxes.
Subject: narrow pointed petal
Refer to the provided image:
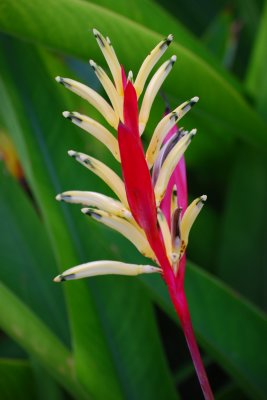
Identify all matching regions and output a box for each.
[54,260,161,281]
[55,76,118,128]
[157,208,172,262]
[82,208,156,260]
[180,195,207,251]
[146,97,199,168]
[139,56,177,135]
[93,29,123,95]
[56,191,131,218]
[154,129,196,205]
[89,60,123,120]
[68,150,128,206]
[134,34,173,97]
[63,111,120,161]
[174,156,188,214]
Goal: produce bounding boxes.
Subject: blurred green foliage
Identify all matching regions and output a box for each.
[0,0,266,399]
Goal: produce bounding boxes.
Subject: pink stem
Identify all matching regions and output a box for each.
[165,273,214,400]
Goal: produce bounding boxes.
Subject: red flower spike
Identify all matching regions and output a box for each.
[56,30,213,400]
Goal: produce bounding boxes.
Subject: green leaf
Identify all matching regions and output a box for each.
[0,36,124,400]
[202,10,235,68]
[217,146,267,309]
[0,36,179,399]
[0,0,267,163]
[0,164,69,344]
[31,358,64,400]
[0,359,36,400]
[140,262,267,400]
[246,1,267,118]
[0,284,89,400]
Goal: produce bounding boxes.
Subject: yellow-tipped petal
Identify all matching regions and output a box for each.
[180,195,207,251]
[146,97,199,168]
[93,29,123,96]
[89,60,123,120]
[54,260,161,282]
[55,76,118,128]
[63,111,120,161]
[157,208,172,262]
[82,208,156,260]
[68,150,128,207]
[56,191,131,218]
[134,34,173,97]
[139,56,177,135]
[154,129,196,205]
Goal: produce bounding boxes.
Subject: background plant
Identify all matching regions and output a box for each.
[0,0,266,399]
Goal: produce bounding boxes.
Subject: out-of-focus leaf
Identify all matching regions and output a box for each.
[0,37,179,400]
[154,0,225,36]
[31,358,64,400]
[140,261,267,400]
[246,0,267,117]
[202,10,237,68]
[0,36,124,400]
[0,284,89,400]
[217,146,267,309]
[0,359,36,400]
[215,382,248,400]
[0,164,69,344]
[0,0,267,166]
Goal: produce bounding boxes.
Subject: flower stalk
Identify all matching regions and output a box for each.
[54,29,214,399]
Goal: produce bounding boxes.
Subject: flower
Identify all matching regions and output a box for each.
[54,29,205,285]
[54,29,213,399]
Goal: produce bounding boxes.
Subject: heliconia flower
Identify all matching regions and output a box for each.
[54,29,214,400]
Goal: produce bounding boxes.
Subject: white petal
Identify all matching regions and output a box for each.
[157,208,172,262]
[154,129,197,205]
[146,97,199,168]
[93,29,123,96]
[55,76,118,128]
[54,260,161,281]
[63,111,120,161]
[89,60,123,120]
[56,191,131,218]
[82,208,156,260]
[134,34,173,97]
[139,56,176,135]
[180,195,207,251]
[68,150,128,207]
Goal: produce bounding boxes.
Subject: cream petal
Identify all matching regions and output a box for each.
[157,208,172,262]
[55,76,118,128]
[89,60,123,120]
[180,195,207,251]
[68,150,128,207]
[139,55,177,135]
[146,97,199,168]
[54,260,161,281]
[56,191,131,218]
[82,208,156,260]
[93,29,123,96]
[154,129,197,205]
[134,34,173,97]
[63,111,120,161]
